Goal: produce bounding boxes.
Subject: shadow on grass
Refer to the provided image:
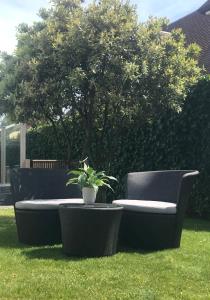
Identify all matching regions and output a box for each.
[22,247,66,260]
[22,247,103,261]
[183,217,210,232]
[117,245,154,255]
[23,242,157,260]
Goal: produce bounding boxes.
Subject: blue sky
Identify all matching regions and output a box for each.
[0,0,206,54]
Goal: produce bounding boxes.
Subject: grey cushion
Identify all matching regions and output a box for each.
[15,199,84,210]
[112,199,176,214]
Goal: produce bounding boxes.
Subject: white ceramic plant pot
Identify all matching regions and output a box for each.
[82,187,97,204]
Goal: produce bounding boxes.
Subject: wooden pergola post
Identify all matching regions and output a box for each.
[0,123,27,184]
[20,123,27,168]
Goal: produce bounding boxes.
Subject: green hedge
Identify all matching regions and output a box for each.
[26,77,210,217]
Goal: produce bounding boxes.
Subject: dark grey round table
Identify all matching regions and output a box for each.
[59,203,123,257]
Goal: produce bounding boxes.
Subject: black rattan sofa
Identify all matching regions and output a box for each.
[113,170,199,250]
[11,168,83,245]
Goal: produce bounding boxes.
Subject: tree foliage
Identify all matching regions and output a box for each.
[0,0,201,160]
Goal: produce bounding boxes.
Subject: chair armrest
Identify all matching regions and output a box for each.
[177,171,199,215]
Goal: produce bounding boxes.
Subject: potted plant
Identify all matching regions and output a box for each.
[67,159,117,204]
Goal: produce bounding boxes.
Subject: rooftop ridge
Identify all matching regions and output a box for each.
[198,0,210,14]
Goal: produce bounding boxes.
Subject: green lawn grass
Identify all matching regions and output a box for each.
[0,208,210,300]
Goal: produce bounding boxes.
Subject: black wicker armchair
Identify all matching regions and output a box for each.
[113,170,199,250]
[11,168,82,245]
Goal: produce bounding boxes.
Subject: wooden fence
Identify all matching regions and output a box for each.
[29,160,77,169]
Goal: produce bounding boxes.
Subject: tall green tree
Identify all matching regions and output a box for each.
[0,0,201,160]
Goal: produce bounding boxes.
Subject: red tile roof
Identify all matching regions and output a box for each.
[167,1,210,72]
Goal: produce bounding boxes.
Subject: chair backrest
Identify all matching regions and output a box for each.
[10,168,82,203]
[126,170,196,203]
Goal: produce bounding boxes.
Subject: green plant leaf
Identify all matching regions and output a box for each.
[104,175,118,181]
[69,170,83,175]
[66,178,78,185]
[92,184,99,192]
[86,167,96,175]
[84,162,88,172]
[103,182,114,192]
